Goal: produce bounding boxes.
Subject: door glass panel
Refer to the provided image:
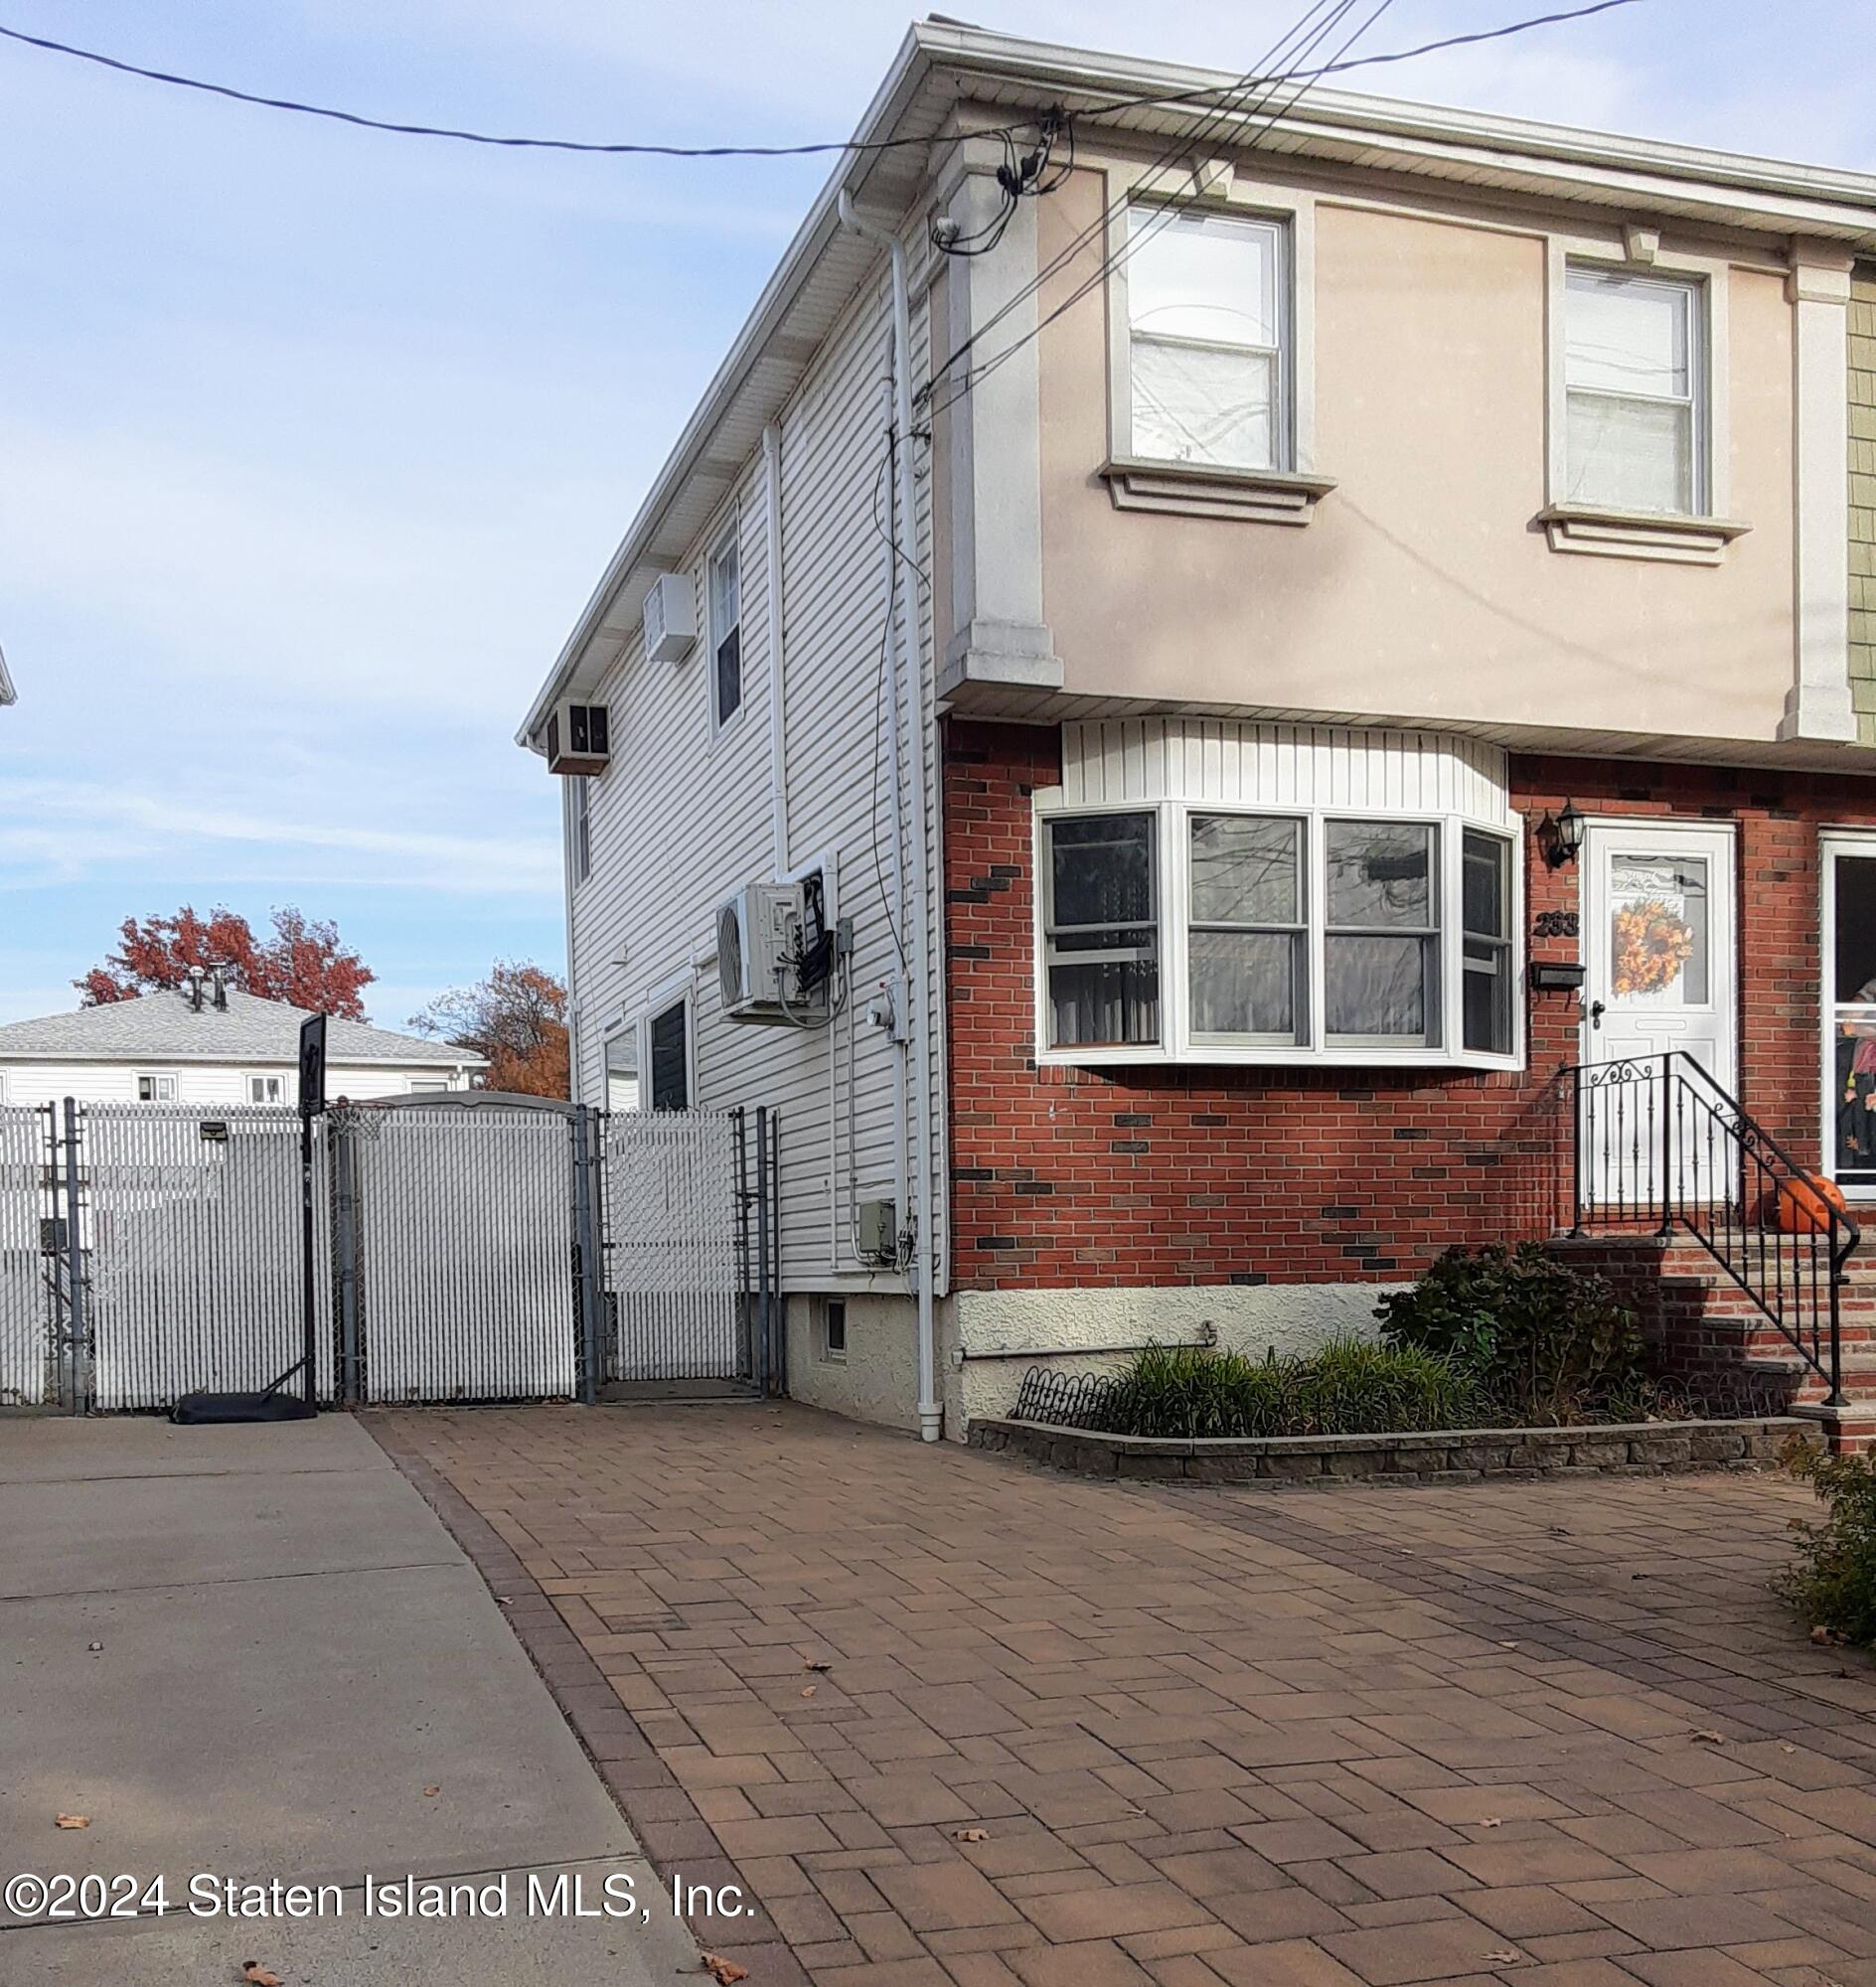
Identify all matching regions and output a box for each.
[1608,852,1708,1005]
[1831,851,1876,1188]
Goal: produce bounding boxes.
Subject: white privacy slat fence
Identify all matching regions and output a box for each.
[0,1098,757,1413]
[0,1105,54,1406]
[601,1109,745,1383]
[83,1104,336,1412]
[349,1105,578,1404]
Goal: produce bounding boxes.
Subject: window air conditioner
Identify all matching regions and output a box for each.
[545,700,611,776]
[643,572,697,665]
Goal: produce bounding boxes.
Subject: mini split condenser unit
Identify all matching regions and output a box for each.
[718,880,825,1024]
[545,700,611,775]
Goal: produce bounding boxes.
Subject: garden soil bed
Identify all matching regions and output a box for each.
[969,1414,1822,1483]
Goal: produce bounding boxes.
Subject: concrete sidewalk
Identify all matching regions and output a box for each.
[0,1414,701,1984]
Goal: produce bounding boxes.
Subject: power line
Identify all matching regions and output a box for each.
[0,3,1641,161]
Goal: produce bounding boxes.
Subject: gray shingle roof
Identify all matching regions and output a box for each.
[0,989,482,1066]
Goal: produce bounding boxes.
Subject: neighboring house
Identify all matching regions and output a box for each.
[520,23,1876,1441]
[0,645,15,706]
[0,977,481,1106]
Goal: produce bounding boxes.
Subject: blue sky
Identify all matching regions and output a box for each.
[1,0,1869,1027]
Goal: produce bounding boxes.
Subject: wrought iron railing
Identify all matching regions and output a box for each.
[1567,1053,1857,1405]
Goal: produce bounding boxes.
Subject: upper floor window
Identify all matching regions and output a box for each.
[1563,266,1704,516]
[709,534,741,728]
[1124,207,1289,473]
[571,775,592,885]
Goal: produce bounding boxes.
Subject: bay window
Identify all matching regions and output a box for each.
[1041,802,1519,1067]
[1124,206,1289,472]
[1043,812,1159,1047]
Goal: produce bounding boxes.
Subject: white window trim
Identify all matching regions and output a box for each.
[1540,236,1746,564]
[639,970,697,1113]
[570,774,592,887]
[136,1071,179,1103]
[707,523,743,734]
[1100,167,1332,526]
[1820,828,1876,1200]
[0,1069,10,1103]
[820,1296,848,1365]
[245,1072,290,1105]
[1032,796,1524,1072]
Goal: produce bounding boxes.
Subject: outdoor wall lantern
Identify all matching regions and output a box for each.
[1541,799,1586,869]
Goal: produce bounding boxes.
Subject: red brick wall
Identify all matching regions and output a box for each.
[943,718,1876,1293]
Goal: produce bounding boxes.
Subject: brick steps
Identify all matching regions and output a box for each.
[1550,1229,1876,1450]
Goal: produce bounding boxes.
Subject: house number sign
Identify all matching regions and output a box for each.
[1533,910,1579,939]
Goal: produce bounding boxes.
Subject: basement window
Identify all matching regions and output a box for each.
[821,1297,847,1364]
[1039,803,1519,1069]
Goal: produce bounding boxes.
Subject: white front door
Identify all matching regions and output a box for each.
[1580,820,1737,1206]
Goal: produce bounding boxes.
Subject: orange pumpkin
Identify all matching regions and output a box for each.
[1776,1173,1849,1235]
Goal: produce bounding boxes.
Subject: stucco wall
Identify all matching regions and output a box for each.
[783,1292,920,1432]
[1036,168,1798,744]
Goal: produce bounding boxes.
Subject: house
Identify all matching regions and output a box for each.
[0,971,481,1106]
[520,22,1876,1443]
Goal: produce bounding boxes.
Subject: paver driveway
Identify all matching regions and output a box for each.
[373,1402,1876,1987]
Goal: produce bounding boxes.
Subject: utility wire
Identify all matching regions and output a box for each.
[0,3,1640,160]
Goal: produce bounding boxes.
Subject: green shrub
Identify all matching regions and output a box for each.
[1096,1338,1485,1440]
[1374,1242,1647,1426]
[1777,1445,1876,1649]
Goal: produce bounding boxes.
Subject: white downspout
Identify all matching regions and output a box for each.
[839,189,941,1443]
[762,422,790,875]
[560,774,582,1108]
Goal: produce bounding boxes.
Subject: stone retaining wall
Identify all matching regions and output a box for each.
[968,1416,1821,1484]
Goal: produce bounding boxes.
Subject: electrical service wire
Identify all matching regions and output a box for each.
[0,4,1640,162]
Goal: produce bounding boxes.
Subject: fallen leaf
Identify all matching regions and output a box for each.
[1497,1641,1519,1650]
[1690,1729,1728,1745]
[423,1786,441,1798]
[1480,1816,1503,1829]
[800,1685,817,1699]
[241,1967,284,1987]
[1483,1952,1521,1966]
[86,1641,102,1653]
[701,1955,748,1985]
[1810,1624,1846,1646]
[805,1660,832,1673]
[54,1814,88,1830]
[1781,1744,1798,1756]
[953,1827,991,1843]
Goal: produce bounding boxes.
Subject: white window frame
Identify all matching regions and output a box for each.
[407,1075,450,1095]
[1542,236,1738,559]
[136,1071,179,1103]
[707,526,742,732]
[820,1296,848,1365]
[601,1023,641,1115]
[1032,797,1523,1072]
[0,1070,10,1103]
[1105,173,1319,484]
[570,774,592,887]
[1819,829,1876,1199]
[246,1072,289,1106]
[639,972,696,1114]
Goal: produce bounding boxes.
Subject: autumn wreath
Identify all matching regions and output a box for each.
[1612,898,1695,995]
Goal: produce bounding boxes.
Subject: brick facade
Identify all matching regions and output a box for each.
[943,717,1876,1293]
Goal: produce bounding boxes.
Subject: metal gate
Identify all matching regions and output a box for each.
[0,1096,767,1413]
[342,1102,580,1404]
[82,1104,335,1412]
[0,1106,60,1407]
[600,1108,747,1383]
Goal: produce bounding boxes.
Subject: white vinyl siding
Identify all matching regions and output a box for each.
[566,235,945,1290]
[0,1062,462,1106]
[1124,206,1288,471]
[1563,266,1704,514]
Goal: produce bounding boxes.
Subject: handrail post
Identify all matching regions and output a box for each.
[1827,1213,1848,1408]
[1657,1052,1674,1239]
[1570,1064,1584,1236]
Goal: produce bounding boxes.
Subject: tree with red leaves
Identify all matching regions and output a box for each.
[78,906,375,1021]
[409,962,568,1098]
